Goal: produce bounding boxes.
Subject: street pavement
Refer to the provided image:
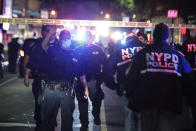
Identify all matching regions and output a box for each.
[0,72,125,131]
[0,71,194,131]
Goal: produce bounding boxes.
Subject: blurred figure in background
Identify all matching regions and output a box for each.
[137,32,148,44]
[0,43,4,78]
[8,38,20,74]
[181,34,196,131]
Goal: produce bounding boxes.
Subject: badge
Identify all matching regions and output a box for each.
[92,51,99,55]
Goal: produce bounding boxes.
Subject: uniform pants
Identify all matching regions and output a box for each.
[39,88,75,131]
[32,80,42,126]
[191,107,196,130]
[122,95,139,131]
[8,57,17,73]
[76,78,104,127]
[139,109,176,131]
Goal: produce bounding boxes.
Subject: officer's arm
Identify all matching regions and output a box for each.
[24,55,29,71]
[42,27,56,52]
[80,75,89,99]
[24,68,31,87]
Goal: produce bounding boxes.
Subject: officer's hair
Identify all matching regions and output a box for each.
[59,30,71,39]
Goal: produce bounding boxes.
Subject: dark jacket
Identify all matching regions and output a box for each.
[181,39,196,75]
[103,36,146,91]
[75,44,107,81]
[181,38,196,107]
[125,41,195,113]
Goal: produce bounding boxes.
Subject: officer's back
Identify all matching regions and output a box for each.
[116,35,146,83]
[125,23,195,112]
[75,43,106,80]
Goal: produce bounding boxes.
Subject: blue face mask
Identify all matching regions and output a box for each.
[61,39,71,49]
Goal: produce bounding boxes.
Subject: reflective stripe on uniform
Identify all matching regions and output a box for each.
[140,68,182,77]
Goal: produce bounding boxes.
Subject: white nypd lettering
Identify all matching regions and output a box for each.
[146,52,179,69]
[121,46,144,60]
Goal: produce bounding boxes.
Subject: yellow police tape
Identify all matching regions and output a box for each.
[0,17,196,29]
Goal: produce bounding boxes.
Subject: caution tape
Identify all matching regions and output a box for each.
[0,17,196,29]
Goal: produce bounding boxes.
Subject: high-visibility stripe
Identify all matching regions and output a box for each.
[0,17,195,29]
[141,68,182,77]
[117,59,132,67]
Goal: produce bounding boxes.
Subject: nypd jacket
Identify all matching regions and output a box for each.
[125,41,195,113]
[103,37,146,90]
[181,39,196,75]
[181,39,196,107]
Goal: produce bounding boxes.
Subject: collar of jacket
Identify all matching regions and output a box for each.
[153,40,169,46]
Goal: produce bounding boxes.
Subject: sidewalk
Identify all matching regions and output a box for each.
[0,71,18,84]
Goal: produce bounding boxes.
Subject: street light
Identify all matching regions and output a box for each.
[49,9,57,18]
[104,13,110,20]
[132,14,136,19]
[147,20,151,23]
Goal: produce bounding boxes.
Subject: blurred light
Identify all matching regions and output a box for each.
[181,28,186,35]
[94,34,100,43]
[13,34,18,38]
[105,13,110,19]
[19,49,24,57]
[3,23,10,30]
[147,33,151,41]
[121,39,126,45]
[2,61,9,66]
[136,29,140,33]
[51,10,56,15]
[132,14,136,19]
[75,27,87,41]
[121,32,127,44]
[12,14,18,17]
[175,35,180,41]
[100,11,104,15]
[0,30,2,43]
[147,20,151,23]
[63,24,74,30]
[96,26,109,37]
[91,31,96,35]
[49,9,57,18]
[111,31,123,41]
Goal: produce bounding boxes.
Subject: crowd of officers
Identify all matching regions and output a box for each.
[23,23,195,131]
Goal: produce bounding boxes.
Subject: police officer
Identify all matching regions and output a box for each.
[181,35,196,130]
[75,31,107,129]
[103,34,146,131]
[8,38,20,73]
[24,25,53,129]
[40,28,88,131]
[125,23,195,131]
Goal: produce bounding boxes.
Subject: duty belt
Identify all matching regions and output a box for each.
[41,80,74,95]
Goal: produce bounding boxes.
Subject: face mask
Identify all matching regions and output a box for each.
[17,39,24,45]
[61,39,71,49]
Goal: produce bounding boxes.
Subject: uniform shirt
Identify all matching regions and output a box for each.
[26,39,49,78]
[125,41,195,112]
[75,44,107,80]
[23,38,37,56]
[46,44,84,82]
